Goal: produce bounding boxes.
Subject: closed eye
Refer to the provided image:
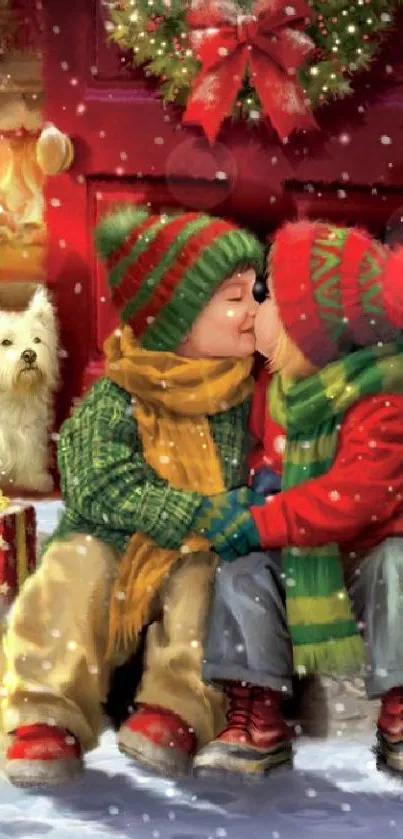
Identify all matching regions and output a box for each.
[1,338,12,347]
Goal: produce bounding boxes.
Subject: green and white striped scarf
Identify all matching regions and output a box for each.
[269,341,403,675]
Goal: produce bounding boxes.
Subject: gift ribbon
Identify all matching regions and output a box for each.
[0,494,31,592]
[16,509,29,590]
[183,0,318,143]
[0,491,10,512]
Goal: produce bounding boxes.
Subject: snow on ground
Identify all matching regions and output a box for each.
[0,501,402,839]
[1,732,403,839]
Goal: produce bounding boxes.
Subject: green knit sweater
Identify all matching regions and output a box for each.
[50,377,250,554]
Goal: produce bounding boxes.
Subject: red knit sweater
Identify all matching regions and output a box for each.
[249,366,403,556]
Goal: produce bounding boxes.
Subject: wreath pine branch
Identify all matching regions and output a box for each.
[105,0,402,127]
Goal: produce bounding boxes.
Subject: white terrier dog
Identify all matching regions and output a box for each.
[0,286,59,492]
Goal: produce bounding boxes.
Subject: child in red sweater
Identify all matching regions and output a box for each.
[194,220,403,779]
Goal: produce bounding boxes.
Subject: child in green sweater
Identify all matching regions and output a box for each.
[2,206,265,787]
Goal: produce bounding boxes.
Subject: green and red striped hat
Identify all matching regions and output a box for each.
[270,220,403,367]
[95,206,264,351]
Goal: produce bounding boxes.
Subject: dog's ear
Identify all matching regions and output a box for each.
[27,286,55,327]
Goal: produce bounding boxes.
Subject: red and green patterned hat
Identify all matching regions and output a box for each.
[270,220,403,367]
[95,206,264,351]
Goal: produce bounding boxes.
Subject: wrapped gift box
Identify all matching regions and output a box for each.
[0,494,36,610]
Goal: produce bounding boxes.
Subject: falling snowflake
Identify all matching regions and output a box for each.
[273,434,286,453]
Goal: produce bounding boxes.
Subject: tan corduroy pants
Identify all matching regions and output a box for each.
[136,550,226,746]
[1,534,225,751]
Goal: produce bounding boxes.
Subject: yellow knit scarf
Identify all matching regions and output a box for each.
[104,326,253,655]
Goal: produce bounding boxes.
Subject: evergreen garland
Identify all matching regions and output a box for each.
[106,0,402,125]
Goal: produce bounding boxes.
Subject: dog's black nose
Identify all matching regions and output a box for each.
[21,349,37,365]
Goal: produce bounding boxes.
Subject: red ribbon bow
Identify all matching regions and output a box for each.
[182,0,318,143]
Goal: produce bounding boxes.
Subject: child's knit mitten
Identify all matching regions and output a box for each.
[192,487,266,561]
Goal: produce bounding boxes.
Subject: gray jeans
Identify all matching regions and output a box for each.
[202,539,403,699]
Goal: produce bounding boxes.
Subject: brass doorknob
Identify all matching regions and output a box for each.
[36,123,74,176]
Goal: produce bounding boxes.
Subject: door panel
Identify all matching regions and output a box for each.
[285,181,403,239]
[92,3,148,88]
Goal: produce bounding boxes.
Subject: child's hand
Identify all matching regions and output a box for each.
[192,487,266,561]
[193,487,263,533]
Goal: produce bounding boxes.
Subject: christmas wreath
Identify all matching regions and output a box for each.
[107,0,402,142]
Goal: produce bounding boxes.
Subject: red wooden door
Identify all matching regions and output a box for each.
[43,1,403,426]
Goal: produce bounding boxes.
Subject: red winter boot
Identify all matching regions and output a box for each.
[118,704,197,776]
[377,687,403,772]
[193,684,293,778]
[5,724,83,788]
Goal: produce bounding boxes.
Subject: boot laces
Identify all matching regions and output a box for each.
[222,685,253,735]
[383,687,403,717]
[221,685,282,737]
